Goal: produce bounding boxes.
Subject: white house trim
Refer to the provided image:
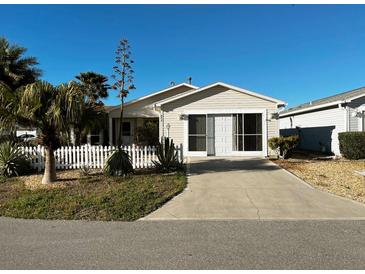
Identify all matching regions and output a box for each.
[280,100,343,117]
[155,82,286,107]
[181,108,269,115]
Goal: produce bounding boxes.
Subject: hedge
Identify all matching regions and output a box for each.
[338,132,365,160]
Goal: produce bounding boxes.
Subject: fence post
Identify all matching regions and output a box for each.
[72,146,76,169]
[132,144,136,169]
[152,146,156,162]
[136,145,140,169]
[147,146,151,168]
[100,146,104,168]
[65,146,68,169]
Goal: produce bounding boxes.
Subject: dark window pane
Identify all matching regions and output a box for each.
[244,114,262,134]
[90,135,100,145]
[233,134,244,151]
[189,136,206,151]
[122,122,131,136]
[238,136,244,151]
[189,115,206,135]
[244,135,262,151]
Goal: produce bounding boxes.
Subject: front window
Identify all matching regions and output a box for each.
[188,115,206,151]
[233,113,262,151]
[90,128,101,145]
[122,122,131,136]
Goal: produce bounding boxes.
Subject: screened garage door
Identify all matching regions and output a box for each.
[188,113,263,156]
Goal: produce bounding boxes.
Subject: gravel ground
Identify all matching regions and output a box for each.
[274,159,365,203]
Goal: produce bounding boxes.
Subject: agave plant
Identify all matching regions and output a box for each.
[103,148,134,176]
[153,138,183,173]
[0,141,31,177]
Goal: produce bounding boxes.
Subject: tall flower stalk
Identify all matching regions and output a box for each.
[111,39,135,146]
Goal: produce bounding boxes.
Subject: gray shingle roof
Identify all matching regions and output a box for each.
[280,86,365,116]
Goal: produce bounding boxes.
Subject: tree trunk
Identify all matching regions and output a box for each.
[117,96,124,146]
[42,147,57,184]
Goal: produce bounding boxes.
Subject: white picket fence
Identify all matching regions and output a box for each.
[20,144,183,171]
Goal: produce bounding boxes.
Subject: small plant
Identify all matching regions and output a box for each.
[153,137,183,173]
[0,141,31,177]
[79,164,91,177]
[103,148,134,176]
[268,135,299,159]
[339,132,365,160]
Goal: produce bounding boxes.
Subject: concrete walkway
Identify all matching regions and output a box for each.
[143,157,365,220]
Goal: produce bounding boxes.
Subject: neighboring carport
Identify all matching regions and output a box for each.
[143,157,365,220]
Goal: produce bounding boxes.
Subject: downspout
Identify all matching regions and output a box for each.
[154,104,164,140]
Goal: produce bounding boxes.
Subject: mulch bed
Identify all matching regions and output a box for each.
[273,159,365,203]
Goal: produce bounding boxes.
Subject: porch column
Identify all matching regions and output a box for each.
[86,132,91,144]
[109,117,113,145]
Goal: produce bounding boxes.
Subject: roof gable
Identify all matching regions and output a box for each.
[106,83,198,112]
[155,82,286,107]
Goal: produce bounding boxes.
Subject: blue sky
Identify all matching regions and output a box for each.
[1,4,365,107]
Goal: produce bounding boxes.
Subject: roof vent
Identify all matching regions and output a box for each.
[187,77,192,85]
[170,81,176,86]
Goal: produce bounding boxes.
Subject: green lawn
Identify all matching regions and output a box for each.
[0,172,186,221]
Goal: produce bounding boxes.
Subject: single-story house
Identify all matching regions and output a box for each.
[279,86,365,155]
[106,82,285,157]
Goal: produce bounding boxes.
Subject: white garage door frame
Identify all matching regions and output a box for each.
[183,108,268,157]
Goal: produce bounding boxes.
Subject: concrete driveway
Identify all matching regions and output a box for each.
[143,157,365,220]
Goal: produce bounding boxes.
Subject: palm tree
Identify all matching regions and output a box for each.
[0,81,83,184]
[0,37,42,90]
[72,72,109,145]
[75,72,109,103]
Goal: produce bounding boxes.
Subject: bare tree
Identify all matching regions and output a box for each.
[111,39,135,146]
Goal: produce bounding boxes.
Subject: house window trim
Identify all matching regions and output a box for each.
[233,113,263,152]
[188,114,208,153]
[183,109,267,157]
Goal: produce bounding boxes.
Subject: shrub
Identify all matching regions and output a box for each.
[135,120,159,146]
[268,135,299,159]
[0,141,31,177]
[338,132,365,160]
[103,148,134,176]
[153,137,183,173]
[79,164,91,177]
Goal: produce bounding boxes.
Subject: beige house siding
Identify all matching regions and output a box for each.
[160,86,280,155]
